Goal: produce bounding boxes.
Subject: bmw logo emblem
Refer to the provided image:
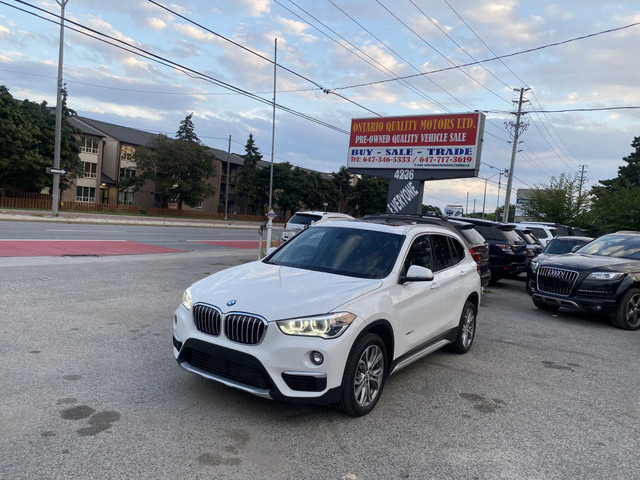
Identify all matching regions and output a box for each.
[227,300,237,306]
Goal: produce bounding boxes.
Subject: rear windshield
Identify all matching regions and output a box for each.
[457,227,486,245]
[288,213,322,226]
[503,229,525,243]
[517,231,539,245]
[527,227,549,239]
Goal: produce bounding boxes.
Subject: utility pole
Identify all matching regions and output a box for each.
[52,0,69,216]
[265,38,277,250]
[576,164,586,217]
[224,135,231,220]
[496,169,506,214]
[502,87,530,222]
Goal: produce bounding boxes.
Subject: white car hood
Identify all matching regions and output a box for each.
[190,261,383,321]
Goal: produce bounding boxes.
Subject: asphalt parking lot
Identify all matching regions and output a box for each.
[1,250,638,480]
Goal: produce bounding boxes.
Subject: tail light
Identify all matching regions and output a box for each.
[526,247,536,258]
[468,247,482,263]
[496,244,512,253]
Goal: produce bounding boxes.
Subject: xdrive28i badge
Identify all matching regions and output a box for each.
[226,300,237,307]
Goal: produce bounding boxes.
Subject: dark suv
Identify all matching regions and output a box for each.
[454,217,527,282]
[529,231,640,330]
[360,214,490,287]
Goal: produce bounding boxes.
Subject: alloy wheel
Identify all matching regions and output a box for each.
[626,292,640,328]
[354,345,384,408]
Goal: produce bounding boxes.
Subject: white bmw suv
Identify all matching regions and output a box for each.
[173,220,481,416]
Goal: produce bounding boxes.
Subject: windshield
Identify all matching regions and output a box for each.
[544,238,588,254]
[575,234,640,260]
[266,226,403,279]
[287,213,322,226]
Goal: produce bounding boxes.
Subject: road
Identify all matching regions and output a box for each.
[0,220,271,256]
[0,221,638,479]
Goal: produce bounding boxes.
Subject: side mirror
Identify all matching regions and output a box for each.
[265,247,277,257]
[571,245,581,253]
[400,265,434,284]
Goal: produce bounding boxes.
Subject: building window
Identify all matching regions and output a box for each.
[119,167,136,179]
[83,162,97,179]
[118,190,135,205]
[120,145,135,161]
[76,186,96,202]
[79,135,99,154]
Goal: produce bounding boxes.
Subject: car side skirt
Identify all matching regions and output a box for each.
[389,328,457,376]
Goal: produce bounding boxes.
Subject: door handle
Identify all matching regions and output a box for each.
[430,282,440,289]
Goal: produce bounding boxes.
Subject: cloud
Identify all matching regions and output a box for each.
[146,18,167,31]
[0,24,9,37]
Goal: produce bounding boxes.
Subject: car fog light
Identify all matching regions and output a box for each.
[310,351,324,365]
[594,305,602,311]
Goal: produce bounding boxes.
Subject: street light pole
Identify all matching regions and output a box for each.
[52,0,68,216]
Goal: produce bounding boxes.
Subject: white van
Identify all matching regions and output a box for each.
[517,222,557,246]
[281,211,354,241]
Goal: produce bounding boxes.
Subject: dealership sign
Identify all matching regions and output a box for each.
[347,112,485,177]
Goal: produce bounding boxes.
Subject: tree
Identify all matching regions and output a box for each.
[120,115,215,210]
[493,204,516,223]
[0,85,81,193]
[235,133,263,215]
[332,166,353,213]
[589,136,640,233]
[176,113,199,143]
[352,175,389,217]
[422,204,442,215]
[521,173,589,225]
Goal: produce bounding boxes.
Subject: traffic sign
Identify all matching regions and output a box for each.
[46,167,67,175]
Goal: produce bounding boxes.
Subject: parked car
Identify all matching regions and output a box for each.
[517,222,557,246]
[281,211,354,241]
[529,231,640,330]
[173,220,482,416]
[514,225,544,269]
[526,236,594,292]
[361,214,490,287]
[455,217,527,282]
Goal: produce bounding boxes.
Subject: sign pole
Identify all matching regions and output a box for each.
[52,0,68,216]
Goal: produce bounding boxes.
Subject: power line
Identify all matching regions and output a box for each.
[376,0,511,106]
[5,0,352,134]
[332,21,640,91]
[148,0,380,116]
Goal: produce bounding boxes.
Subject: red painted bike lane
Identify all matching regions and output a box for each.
[0,240,186,257]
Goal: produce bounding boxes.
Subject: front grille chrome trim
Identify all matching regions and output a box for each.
[224,312,268,345]
[192,303,222,336]
[536,267,579,296]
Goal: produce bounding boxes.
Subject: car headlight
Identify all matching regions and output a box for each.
[530,260,539,273]
[586,271,625,281]
[182,288,194,310]
[277,312,356,338]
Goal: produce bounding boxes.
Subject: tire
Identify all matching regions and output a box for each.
[611,288,640,330]
[449,300,476,354]
[337,333,387,417]
[533,298,560,312]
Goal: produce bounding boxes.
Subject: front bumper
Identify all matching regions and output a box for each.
[173,305,360,404]
[531,292,618,315]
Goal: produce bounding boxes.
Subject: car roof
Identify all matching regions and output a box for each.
[550,236,593,241]
[320,218,464,238]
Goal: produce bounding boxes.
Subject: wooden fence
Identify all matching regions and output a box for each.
[0,197,140,214]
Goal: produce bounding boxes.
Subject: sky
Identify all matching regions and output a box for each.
[1,0,639,214]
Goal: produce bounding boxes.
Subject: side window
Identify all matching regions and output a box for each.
[431,234,455,271]
[448,236,466,264]
[402,235,433,274]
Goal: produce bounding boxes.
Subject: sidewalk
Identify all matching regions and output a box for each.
[0,208,276,230]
